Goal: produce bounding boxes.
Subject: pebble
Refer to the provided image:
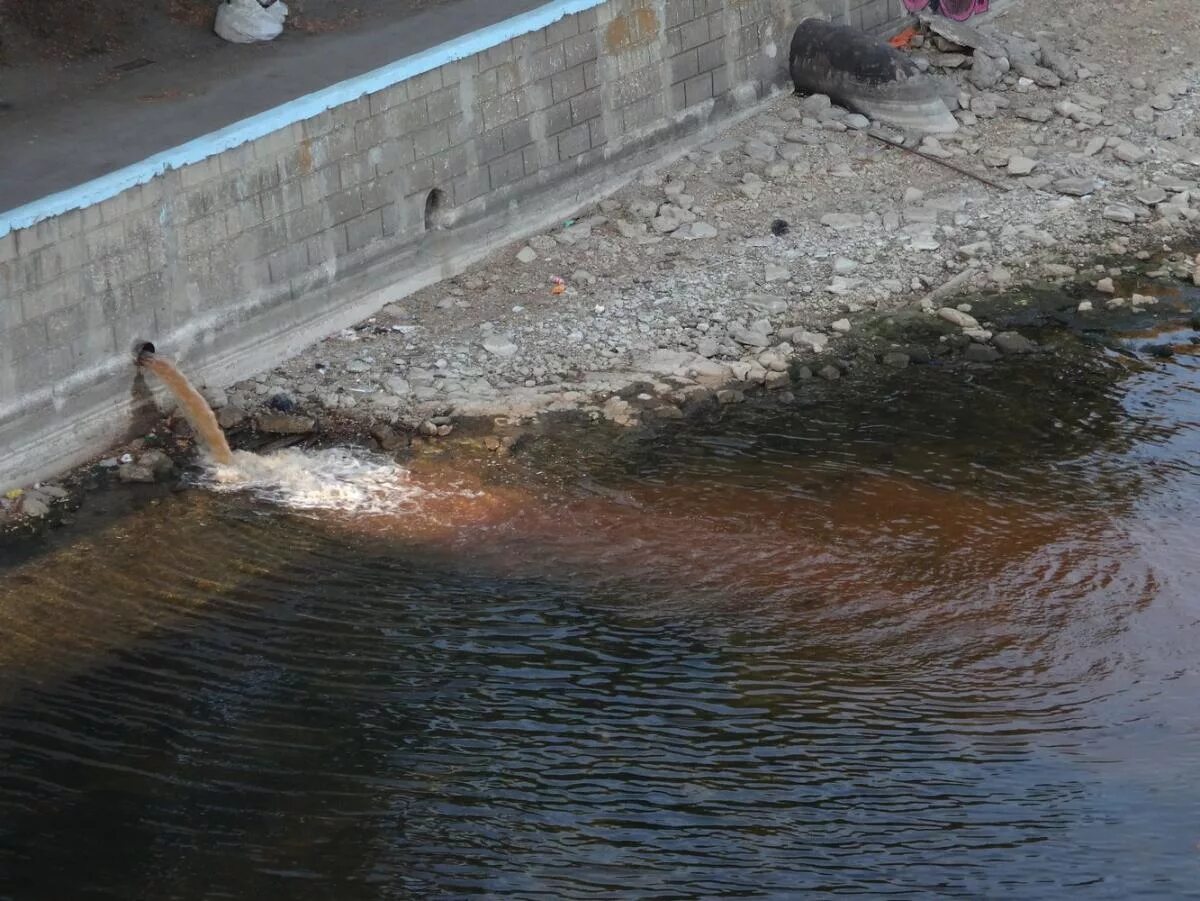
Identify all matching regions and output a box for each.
[1135,186,1168,206]
[20,495,51,517]
[963,343,1001,363]
[938,307,981,329]
[1096,277,1115,293]
[1054,176,1099,196]
[830,318,852,334]
[882,352,910,369]
[1007,156,1038,175]
[1114,142,1148,164]
[745,141,777,163]
[255,413,316,435]
[844,113,870,130]
[1015,106,1053,122]
[993,332,1036,354]
[1102,204,1137,223]
[482,335,519,357]
[516,246,538,263]
[817,364,841,381]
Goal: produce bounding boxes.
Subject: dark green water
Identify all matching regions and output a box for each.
[2,299,1200,899]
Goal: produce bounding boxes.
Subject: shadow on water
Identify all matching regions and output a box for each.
[3,282,1200,898]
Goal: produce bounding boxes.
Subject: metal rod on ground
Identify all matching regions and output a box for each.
[866,130,1012,193]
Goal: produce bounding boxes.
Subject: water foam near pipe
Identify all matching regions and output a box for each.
[135,349,425,514]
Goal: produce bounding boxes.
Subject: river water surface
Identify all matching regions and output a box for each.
[2,293,1200,899]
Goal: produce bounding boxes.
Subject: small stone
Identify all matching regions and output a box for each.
[1007,156,1037,176]
[844,113,870,130]
[20,496,51,517]
[938,307,980,329]
[1102,204,1137,224]
[1043,263,1077,278]
[779,328,828,352]
[1077,300,1093,312]
[1155,119,1184,140]
[833,257,859,275]
[882,352,911,369]
[682,222,718,240]
[1114,142,1148,164]
[256,413,316,435]
[798,93,832,117]
[371,424,405,451]
[963,343,1001,363]
[516,246,538,263]
[1083,137,1106,157]
[267,392,296,413]
[817,364,841,381]
[830,318,851,334]
[482,335,518,357]
[1015,106,1053,123]
[1151,95,1176,111]
[1054,176,1098,196]
[1096,277,1115,293]
[1135,186,1169,206]
[957,241,993,258]
[138,450,175,480]
[418,420,439,437]
[745,140,777,163]
[345,359,371,373]
[118,463,157,484]
[217,405,247,429]
[971,96,998,117]
[993,332,1035,355]
[731,326,771,348]
[764,264,790,283]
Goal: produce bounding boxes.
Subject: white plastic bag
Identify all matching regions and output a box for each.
[214,0,289,44]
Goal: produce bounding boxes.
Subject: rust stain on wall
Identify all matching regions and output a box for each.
[605,6,658,52]
[297,139,313,175]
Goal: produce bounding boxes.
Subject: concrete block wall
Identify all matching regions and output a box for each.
[0,0,907,489]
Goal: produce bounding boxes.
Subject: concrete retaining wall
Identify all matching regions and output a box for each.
[0,0,907,489]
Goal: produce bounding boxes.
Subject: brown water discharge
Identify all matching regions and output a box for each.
[138,353,233,465]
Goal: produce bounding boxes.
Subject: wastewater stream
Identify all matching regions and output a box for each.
[2,282,1200,898]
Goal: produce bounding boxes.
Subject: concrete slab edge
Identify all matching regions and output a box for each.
[0,0,607,239]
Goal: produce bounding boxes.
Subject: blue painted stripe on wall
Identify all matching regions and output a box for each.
[0,0,606,239]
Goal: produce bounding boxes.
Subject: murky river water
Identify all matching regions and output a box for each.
[3,292,1200,898]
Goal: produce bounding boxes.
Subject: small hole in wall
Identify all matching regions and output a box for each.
[424,188,449,231]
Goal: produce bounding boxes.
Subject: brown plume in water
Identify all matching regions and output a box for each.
[137,353,234,465]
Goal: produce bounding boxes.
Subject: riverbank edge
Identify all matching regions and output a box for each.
[4,241,1197,538]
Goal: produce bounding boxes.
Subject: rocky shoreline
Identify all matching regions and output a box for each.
[5,0,1200,531]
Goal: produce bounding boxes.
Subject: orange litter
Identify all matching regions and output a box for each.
[888,27,919,49]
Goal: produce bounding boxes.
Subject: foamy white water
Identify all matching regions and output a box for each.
[199,447,424,514]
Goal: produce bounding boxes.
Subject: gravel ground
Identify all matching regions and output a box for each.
[214,0,1200,437]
